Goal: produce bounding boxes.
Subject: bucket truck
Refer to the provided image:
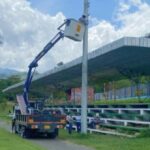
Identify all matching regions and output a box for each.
[12,18,85,138]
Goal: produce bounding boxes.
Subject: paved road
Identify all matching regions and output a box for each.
[31,139,92,150]
[0,120,93,150]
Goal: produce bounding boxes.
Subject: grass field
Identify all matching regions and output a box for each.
[59,129,150,150]
[52,97,150,106]
[0,128,45,150]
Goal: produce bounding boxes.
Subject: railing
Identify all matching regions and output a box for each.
[50,105,150,129]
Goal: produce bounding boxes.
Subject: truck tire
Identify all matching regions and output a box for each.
[47,128,58,139]
[47,132,57,139]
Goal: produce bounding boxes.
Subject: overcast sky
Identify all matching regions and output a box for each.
[0,0,150,73]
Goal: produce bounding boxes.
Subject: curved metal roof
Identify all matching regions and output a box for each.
[3,36,150,93]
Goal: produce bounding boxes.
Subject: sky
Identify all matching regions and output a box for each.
[28,0,117,22]
[0,0,150,73]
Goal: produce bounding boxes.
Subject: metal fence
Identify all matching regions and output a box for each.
[94,83,150,100]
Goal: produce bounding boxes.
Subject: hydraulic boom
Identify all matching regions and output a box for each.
[23,31,64,108]
[21,18,85,113]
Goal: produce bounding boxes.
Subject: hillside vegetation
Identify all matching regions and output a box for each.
[0,75,21,102]
[1,74,150,106]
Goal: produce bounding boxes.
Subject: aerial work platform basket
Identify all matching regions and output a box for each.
[64,19,85,41]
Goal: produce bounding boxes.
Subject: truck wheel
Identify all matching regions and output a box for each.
[47,128,59,139]
[47,132,57,139]
[49,133,57,139]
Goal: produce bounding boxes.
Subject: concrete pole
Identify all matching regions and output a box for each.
[81,0,89,134]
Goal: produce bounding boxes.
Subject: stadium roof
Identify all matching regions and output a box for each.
[3,36,150,93]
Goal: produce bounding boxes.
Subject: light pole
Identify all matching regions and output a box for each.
[81,0,89,134]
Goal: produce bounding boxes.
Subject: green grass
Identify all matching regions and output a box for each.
[91,98,150,105]
[57,98,150,106]
[59,129,150,150]
[0,128,45,150]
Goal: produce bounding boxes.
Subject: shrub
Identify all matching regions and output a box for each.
[139,129,150,137]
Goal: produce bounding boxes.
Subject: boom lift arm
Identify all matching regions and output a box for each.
[22,18,85,111]
[23,31,64,107]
